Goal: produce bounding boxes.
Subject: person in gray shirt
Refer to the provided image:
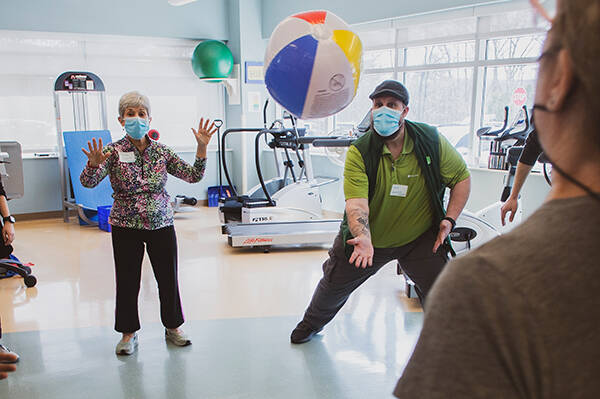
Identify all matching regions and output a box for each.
[395,0,600,397]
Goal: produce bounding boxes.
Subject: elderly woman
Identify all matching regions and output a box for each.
[395,0,600,397]
[80,91,217,355]
[0,177,19,375]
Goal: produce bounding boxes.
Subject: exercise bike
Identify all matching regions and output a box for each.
[454,105,532,236]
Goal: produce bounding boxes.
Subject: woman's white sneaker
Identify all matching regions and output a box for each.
[115,333,138,355]
[165,329,191,346]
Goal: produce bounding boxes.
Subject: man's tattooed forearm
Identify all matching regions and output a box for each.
[349,209,371,237]
[357,216,369,234]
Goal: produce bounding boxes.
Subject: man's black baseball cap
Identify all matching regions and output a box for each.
[369,80,409,105]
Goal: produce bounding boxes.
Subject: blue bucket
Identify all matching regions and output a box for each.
[97,205,112,232]
[207,185,233,207]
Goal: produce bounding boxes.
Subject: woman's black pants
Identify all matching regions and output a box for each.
[111,225,184,333]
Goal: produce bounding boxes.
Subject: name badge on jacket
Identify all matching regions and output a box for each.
[118,151,135,163]
[390,184,408,197]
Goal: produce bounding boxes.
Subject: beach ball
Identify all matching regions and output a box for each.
[264,10,362,119]
[191,40,234,80]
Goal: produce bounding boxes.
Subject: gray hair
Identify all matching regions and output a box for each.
[118,91,151,118]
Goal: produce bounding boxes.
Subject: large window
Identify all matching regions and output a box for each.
[405,68,473,157]
[404,41,475,66]
[485,34,545,60]
[335,73,393,133]
[482,64,539,125]
[298,6,550,165]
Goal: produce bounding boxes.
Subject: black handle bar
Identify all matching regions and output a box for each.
[496,106,530,142]
[221,128,264,197]
[477,106,509,137]
[312,138,356,147]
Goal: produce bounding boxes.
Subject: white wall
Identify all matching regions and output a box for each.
[0,30,228,214]
[0,0,229,40]
[8,151,233,215]
[224,0,270,195]
[0,30,224,153]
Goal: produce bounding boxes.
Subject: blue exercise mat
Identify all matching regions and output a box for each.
[62,130,114,210]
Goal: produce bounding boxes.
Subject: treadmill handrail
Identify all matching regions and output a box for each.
[221,127,356,203]
[221,128,264,197]
[312,138,356,147]
[255,130,277,207]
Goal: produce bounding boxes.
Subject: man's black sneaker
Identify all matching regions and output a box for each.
[290,322,322,344]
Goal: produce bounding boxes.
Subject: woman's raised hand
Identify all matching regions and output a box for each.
[192,118,219,148]
[82,138,111,167]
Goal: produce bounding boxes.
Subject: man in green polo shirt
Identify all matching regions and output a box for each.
[291,80,471,344]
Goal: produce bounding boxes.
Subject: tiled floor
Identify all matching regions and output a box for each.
[0,207,422,398]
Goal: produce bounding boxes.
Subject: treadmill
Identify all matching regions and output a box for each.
[224,219,342,250]
[220,128,355,250]
[220,104,366,250]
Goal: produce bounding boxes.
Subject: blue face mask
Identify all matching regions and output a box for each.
[124,117,149,140]
[372,106,403,137]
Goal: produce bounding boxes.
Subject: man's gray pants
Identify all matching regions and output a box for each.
[301,227,448,331]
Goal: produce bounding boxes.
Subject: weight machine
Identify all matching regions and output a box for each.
[54,71,113,224]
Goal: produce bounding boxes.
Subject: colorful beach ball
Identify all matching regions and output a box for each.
[264,10,363,119]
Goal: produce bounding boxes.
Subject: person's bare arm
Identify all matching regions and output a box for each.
[530,0,553,22]
[445,177,471,221]
[501,161,534,225]
[345,198,374,268]
[433,177,470,253]
[0,194,14,246]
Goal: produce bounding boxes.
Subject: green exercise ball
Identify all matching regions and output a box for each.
[191,40,234,79]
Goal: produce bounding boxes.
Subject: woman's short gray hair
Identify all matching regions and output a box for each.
[118,91,151,118]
